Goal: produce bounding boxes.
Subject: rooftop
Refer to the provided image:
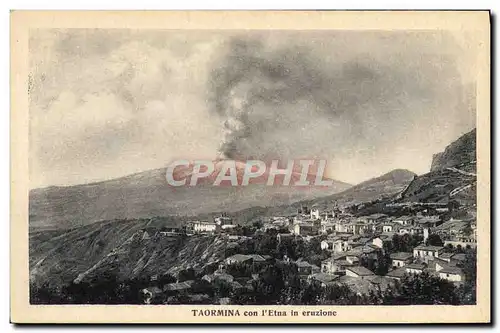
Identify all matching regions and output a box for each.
[143,286,162,294]
[364,276,395,291]
[416,216,441,224]
[452,253,467,262]
[367,213,387,219]
[336,276,381,295]
[345,266,375,276]
[386,267,407,279]
[295,259,318,269]
[333,253,348,260]
[394,216,413,221]
[439,266,464,275]
[247,254,267,262]
[390,252,413,261]
[405,262,426,270]
[335,259,353,267]
[225,254,252,262]
[322,257,336,264]
[439,252,455,259]
[414,244,444,251]
[163,280,195,291]
[309,273,339,284]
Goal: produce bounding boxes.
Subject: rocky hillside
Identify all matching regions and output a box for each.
[399,129,476,205]
[431,129,476,172]
[302,169,417,210]
[29,218,230,288]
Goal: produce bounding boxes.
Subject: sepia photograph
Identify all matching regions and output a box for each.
[10,10,490,323]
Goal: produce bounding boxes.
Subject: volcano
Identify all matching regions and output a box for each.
[29,160,351,230]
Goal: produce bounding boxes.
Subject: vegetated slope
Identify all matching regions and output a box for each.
[303,169,417,209]
[30,162,351,230]
[398,167,476,205]
[399,128,477,205]
[29,218,229,288]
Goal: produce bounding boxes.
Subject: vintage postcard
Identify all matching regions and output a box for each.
[11,11,490,323]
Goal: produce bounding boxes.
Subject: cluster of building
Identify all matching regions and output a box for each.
[266,204,476,248]
[269,205,475,288]
[187,214,237,234]
[137,203,476,303]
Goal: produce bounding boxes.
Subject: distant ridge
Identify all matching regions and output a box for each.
[299,169,417,210]
[29,161,351,230]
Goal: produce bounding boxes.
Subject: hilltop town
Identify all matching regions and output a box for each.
[127,196,476,305]
[29,129,478,305]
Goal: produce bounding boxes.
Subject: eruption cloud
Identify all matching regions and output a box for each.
[207,34,473,183]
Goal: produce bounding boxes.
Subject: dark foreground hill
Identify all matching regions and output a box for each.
[29,218,230,288]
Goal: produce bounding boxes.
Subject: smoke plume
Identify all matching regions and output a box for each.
[207,35,473,182]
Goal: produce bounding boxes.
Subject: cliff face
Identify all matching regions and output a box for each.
[430,129,476,172]
[399,129,477,205]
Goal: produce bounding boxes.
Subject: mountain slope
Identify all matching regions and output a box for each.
[295,169,416,210]
[30,161,351,230]
[399,129,477,205]
[431,129,476,172]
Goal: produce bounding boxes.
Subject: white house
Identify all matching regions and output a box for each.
[413,244,444,261]
[372,235,393,249]
[372,237,384,249]
[321,256,354,275]
[320,240,332,251]
[438,266,465,283]
[321,257,337,274]
[390,252,413,268]
[345,255,359,265]
[322,238,349,253]
[215,215,233,226]
[345,266,375,278]
[193,221,219,234]
[353,223,369,235]
[404,262,426,275]
[416,216,442,228]
[320,222,336,234]
[394,216,414,226]
[310,208,321,220]
[382,224,395,233]
[409,227,424,235]
[334,221,350,233]
[221,224,237,233]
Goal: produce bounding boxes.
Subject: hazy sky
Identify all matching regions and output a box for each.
[29,29,477,188]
